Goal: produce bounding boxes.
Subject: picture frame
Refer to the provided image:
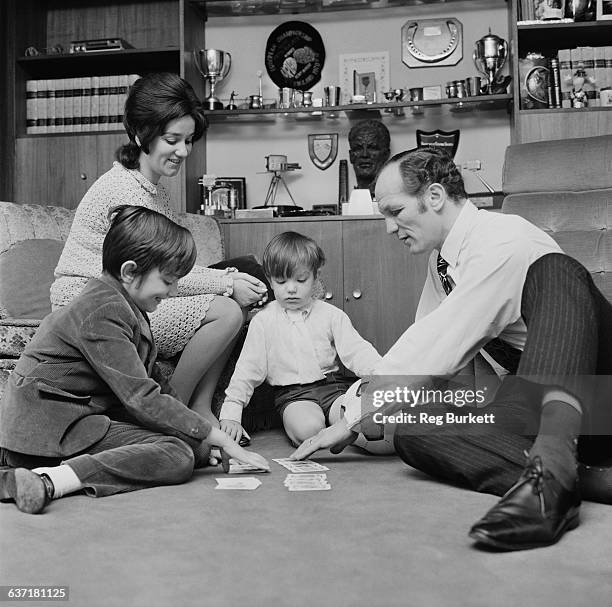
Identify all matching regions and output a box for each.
[339,52,390,105]
[212,177,247,210]
[597,0,612,19]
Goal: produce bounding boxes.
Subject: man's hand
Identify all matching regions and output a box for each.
[231,272,268,308]
[220,419,245,443]
[290,417,358,460]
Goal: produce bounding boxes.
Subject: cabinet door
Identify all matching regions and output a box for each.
[342,219,428,355]
[223,220,344,309]
[15,134,125,208]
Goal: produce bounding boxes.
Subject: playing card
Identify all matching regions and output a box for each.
[215,477,262,490]
[273,458,329,473]
[228,459,269,474]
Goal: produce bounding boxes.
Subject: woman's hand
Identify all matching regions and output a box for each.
[208,428,270,472]
[231,272,268,308]
[220,419,245,443]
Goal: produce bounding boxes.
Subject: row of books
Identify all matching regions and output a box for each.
[519,46,612,110]
[26,75,140,134]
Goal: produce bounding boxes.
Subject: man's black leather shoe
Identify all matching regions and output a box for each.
[0,468,53,514]
[469,456,580,551]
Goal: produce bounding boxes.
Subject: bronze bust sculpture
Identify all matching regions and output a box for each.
[348,120,391,196]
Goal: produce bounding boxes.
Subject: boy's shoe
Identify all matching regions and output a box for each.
[239,435,251,447]
[0,468,54,514]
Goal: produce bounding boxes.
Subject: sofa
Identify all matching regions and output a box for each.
[0,201,276,429]
[501,134,612,302]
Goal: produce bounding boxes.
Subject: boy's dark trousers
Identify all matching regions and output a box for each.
[1,421,207,496]
[394,253,612,497]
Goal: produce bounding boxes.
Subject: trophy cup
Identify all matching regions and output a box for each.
[473,30,507,95]
[194,49,232,110]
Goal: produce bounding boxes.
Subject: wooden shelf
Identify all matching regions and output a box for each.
[204,94,512,122]
[16,47,180,78]
[518,105,612,116]
[516,20,612,52]
[191,0,502,18]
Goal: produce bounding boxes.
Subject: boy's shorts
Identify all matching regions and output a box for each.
[274,373,355,423]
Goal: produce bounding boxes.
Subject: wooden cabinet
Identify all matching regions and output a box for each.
[8,0,205,211]
[221,217,429,354]
[510,0,612,143]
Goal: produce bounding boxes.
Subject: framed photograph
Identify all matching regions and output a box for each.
[212,177,247,210]
[339,52,390,105]
[597,0,612,19]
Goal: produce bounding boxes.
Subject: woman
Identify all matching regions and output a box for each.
[51,72,267,425]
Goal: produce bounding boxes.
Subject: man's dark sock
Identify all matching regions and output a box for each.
[529,400,581,491]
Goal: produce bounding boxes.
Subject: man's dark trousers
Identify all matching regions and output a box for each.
[394,253,612,496]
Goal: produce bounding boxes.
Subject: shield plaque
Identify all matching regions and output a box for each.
[308,133,338,170]
[416,129,460,159]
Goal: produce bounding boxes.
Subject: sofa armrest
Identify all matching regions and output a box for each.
[0,318,41,358]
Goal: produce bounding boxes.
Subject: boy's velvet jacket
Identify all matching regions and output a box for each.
[0,275,211,458]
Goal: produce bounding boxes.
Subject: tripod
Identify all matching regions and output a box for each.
[263,170,298,207]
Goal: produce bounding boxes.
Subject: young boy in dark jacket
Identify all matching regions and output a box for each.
[0,205,268,514]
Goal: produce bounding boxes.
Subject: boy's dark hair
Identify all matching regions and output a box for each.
[262,231,325,279]
[116,72,207,169]
[391,146,467,202]
[103,206,197,280]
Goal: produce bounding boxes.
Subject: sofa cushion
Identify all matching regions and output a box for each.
[502,191,612,302]
[0,238,64,319]
[503,135,612,194]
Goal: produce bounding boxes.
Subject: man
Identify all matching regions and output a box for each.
[293,147,612,551]
[348,120,390,197]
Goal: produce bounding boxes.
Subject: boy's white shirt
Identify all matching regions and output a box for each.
[219,300,382,424]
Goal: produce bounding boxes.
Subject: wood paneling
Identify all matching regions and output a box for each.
[515,110,612,143]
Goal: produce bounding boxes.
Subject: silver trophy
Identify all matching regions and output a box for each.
[194,49,232,110]
[473,30,507,95]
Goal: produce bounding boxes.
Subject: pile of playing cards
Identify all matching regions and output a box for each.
[215,477,261,490]
[228,459,269,474]
[272,458,329,473]
[284,473,330,491]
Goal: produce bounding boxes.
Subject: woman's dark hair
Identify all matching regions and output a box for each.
[103,205,197,280]
[392,146,467,202]
[116,72,207,169]
[262,231,325,280]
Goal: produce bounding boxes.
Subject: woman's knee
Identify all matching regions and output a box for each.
[209,296,243,332]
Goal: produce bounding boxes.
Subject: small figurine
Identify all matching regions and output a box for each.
[226,91,238,111]
[567,63,595,109]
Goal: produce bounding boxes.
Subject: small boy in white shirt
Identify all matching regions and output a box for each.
[219,231,382,447]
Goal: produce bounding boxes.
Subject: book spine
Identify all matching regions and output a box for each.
[98,76,110,131]
[63,78,74,133]
[47,79,56,134]
[550,57,562,108]
[73,77,83,133]
[90,76,100,132]
[81,76,92,132]
[37,79,48,134]
[26,79,37,134]
[558,48,573,108]
[55,79,65,134]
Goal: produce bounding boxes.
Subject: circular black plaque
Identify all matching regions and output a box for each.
[265,21,325,91]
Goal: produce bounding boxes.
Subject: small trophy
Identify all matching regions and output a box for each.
[198,174,217,215]
[194,49,232,110]
[473,30,507,95]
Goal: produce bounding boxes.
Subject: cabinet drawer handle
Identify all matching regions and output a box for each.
[80,173,87,180]
[352,289,362,299]
[324,291,333,300]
